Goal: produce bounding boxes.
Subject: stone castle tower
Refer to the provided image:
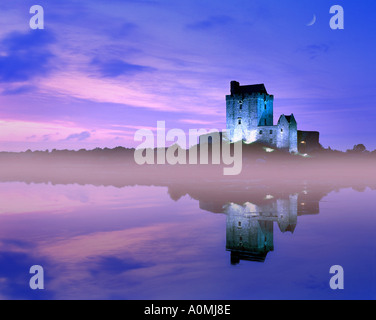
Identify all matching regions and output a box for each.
[226,81,298,153]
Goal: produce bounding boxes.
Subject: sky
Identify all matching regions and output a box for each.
[0,0,375,151]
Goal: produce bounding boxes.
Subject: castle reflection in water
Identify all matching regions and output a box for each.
[225,195,300,263]
[225,190,321,264]
[182,183,325,264]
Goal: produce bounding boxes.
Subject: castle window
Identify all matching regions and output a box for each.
[281,129,284,133]
[264,104,267,110]
[270,130,273,134]
[259,130,263,134]
[238,221,242,227]
[238,119,242,125]
[239,104,242,110]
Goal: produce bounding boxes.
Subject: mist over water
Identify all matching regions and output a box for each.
[0,163,375,299]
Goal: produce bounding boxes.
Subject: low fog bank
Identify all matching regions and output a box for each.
[0,143,375,189]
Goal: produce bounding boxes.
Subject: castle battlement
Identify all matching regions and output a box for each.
[226,81,298,153]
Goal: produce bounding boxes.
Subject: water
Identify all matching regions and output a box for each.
[0,181,375,300]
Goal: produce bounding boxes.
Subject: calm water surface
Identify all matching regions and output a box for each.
[0,181,375,299]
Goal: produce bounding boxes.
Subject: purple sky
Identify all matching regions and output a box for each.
[0,0,375,151]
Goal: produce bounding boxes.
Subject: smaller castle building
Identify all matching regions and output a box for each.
[226,81,300,152]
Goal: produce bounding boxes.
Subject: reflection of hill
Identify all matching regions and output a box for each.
[168,181,331,216]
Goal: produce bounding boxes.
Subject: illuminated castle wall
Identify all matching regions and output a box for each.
[226,81,298,153]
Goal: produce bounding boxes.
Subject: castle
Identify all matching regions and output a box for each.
[226,81,319,153]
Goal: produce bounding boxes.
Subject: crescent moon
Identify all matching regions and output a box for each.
[306,14,316,26]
